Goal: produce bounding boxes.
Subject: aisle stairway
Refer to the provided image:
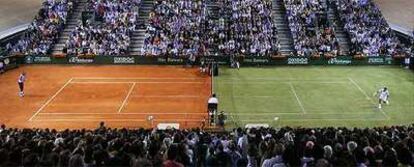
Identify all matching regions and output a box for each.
[272,0,295,55]
[51,0,88,55]
[326,0,351,55]
[205,0,224,54]
[128,0,153,56]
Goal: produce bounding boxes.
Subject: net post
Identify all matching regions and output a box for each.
[211,66,214,96]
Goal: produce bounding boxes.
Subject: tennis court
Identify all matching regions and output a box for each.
[214,66,414,128]
[0,65,211,129]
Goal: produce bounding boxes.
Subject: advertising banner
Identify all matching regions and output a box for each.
[287,57,309,65]
[327,56,352,65]
[26,56,50,64]
[113,57,135,64]
[242,56,272,65]
[21,55,398,66]
[68,56,94,64]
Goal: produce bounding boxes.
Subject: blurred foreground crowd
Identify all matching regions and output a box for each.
[1,122,414,167]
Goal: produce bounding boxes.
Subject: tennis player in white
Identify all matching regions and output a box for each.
[375,87,389,109]
[18,72,26,97]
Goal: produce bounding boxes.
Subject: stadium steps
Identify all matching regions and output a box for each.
[205,0,223,54]
[51,0,89,55]
[272,0,296,56]
[326,0,352,56]
[128,0,153,56]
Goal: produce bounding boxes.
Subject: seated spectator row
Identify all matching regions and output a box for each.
[142,0,207,57]
[285,0,339,56]
[143,0,278,57]
[6,0,73,55]
[209,0,278,56]
[3,0,411,57]
[65,0,140,56]
[335,0,402,56]
[0,123,413,166]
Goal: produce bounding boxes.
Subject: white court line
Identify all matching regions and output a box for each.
[348,77,390,119]
[126,81,206,84]
[71,81,135,84]
[348,78,372,100]
[118,83,136,113]
[233,95,274,98]
[70,81,205,84]
[28,78,74,121]
[237,118,388,122]
[37,112,377,116]
[224,77,348,81]
[220,81,349,84]
[32,118,205,122]
[38,112,207,115]
[130,95,202,98]
[228,112,300,115]
[226,112,379,116]
[280,118,388,121]
[289,83,306,114]
[33,119,146,122]
[73,77,205,80]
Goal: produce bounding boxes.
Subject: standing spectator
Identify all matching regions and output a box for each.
[0,60,4,74]
[164,144,184,167]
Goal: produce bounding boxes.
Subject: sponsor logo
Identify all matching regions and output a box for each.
[157,58,167,63]
[3,58,10,65]
[167,58,184,63]
[68,57,94,64]
[113,57,135,64]
[201,57,228,65]
[328,58,352,65]
[367,57,384,64]
[385,57,393,65]
[244,57,270,63]
[33,56,51,63]
[25,56,33,64]
[405,57,411,64]
[287,57,308,65]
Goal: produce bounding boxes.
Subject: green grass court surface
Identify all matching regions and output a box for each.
[214,66,414,128]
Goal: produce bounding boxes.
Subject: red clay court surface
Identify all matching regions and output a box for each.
[0,65,211,130]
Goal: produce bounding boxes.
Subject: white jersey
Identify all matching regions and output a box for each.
[378,89,389,101]
[18,74,26,83]
[208,97,218,104]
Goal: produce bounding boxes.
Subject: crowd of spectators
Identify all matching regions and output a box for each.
[142,0,207,57]
[3,0,413,57]
[65,0,140,56]
[142,0,278,57]
[1,122,413,166]
[335,0,403,57]
[207,0,278,56]
[285,0,339,57]
[6,0,73,55]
